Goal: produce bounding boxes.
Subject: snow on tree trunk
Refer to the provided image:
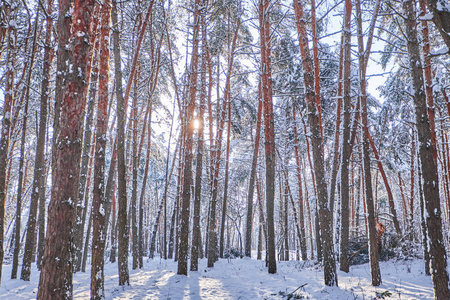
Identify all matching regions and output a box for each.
[37,0,96,297]
[403,0,450,297]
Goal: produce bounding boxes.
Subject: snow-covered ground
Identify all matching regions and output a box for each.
[0,256,434,299]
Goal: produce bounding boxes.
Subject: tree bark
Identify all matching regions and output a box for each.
[293,0,337,286]
[403,0,450,297]
[37,0,96,297]
[219,18,241,259]
[355,0,381,286]
[0,1,17,285]
[90,0,111,297]
[21,0,54,281]
[111,0,129,285]
[244,84,263,258]
[260,0,277,274]
[177,0,201,275]
[292,110,308,261]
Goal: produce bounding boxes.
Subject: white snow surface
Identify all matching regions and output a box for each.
[0,256,434,299]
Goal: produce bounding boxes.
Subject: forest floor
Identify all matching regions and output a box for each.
[0,255,434,299]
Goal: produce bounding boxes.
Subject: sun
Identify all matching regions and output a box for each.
[193,119,200,130]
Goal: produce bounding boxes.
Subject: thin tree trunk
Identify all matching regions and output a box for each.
[81,205,92,273]
[21,0,53,281]
[292,111,307,261]
[90,0,111,297]
[366,132,402,236]
[177,0,201,275]
[355,0,381,286]
[418,157,431,276]
[131,68,140,270]
[260,0,276,274]
[0,1,17,284]
[112,0,129,285]
[11,4,39,279]
[218,18,241,259]
[191,19,207,270]
[245,84,263,258]
[403,0,450,297]
[339,0,352,273]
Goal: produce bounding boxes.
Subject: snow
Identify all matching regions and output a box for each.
[0,256,435,299]
[430,46,449,56]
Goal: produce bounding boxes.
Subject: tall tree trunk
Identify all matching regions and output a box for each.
[260,0,276,274]
[74,11,100,273]
[131,68,140,270]
[292,110,307,261]
[403,0,450,297]
[339,0,352,273]
[37,0,96,297]
[21,0,54,281]
[112,0,129,285]
[355,0,381,286]
[191,20,207,270]
[219,19,240,259]
[293,0,337,286]
[90,0,111,297]
[244,84,263,258]
[11,4,39,279]
[355,0,382,286]
[177,0,201,275]
[0,1,17,285]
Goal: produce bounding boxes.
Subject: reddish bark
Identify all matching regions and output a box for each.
[260,0,277,274]
[37,0,96,298]
[90,0,111,297]
[403,0,450,296]
[177,0,201,275]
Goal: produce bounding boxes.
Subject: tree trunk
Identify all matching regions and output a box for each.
[191,20,207,270]
[90,0,111,297]
[112,0,129,285]
[293,0,337,286]
[244,84,263,258]
[292,111,308,261]
[0,1,17,284]
[21,0,54,281]
[355,0,381,286]
[37,0,96,297]
[338,0,352,274]
[74,12,100,273]
[177,0,201,275]
[403,0,450,297]
[366,132,402,236]
[10,4,39,279]
[218,18,240,259]
[131,69,140,270]
[260,0,277,275]
[418,158,431,276]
